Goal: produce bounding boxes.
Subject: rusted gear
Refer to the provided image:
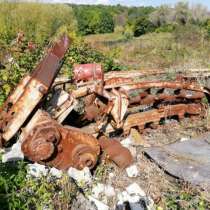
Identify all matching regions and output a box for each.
[21,111,100,170]
[71,144,98,169]
[21,122,61,162]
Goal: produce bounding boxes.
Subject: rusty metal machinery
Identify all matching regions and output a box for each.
[1,39,210,171]
[98,136,133,169]
[73,63,104,83]
[0,35,70,146]
[21,110,100,170]
[68,64,210,136]
[0,46,133,170]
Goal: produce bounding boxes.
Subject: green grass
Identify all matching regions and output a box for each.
[0,159,77,210]
[162,187,210,210]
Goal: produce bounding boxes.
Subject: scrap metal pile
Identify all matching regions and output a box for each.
[0,34,209,171]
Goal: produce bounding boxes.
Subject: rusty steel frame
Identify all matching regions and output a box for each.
[0,35,70,145]
[81,103,205,136]
[123,103,204,134]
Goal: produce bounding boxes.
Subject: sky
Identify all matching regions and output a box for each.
[48,0,210,8]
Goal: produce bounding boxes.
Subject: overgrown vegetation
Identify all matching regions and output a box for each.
[0,159,77,210]
[0,2,77,44]
[162,182,210,210]
[0,2,122,106]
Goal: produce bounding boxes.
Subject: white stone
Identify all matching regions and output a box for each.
[126,165,139,178]
[128,195,141,203]
[127,146,137,158]
[117,184,154,210]
[147,197,155,210]
[104,185,115,197]
[121,137,132,147]
[180,137,189,142]
[49,167,62,178]
[109,172,114,179]
[68,167,92,184]
[88,196,109,210]
[8,57,14,63]
[27,163,48,178]
[121,137,137,157]
[92,183,105,199]
[92,183,115,199]
[2,141,24,163]
[117,191,130,205]
[126,183,146,197]
[0,148,5,154]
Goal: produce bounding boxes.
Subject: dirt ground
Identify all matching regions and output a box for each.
[70,71,210,210]
[74,117,210,210]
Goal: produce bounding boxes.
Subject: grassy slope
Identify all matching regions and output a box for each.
[85,31,210,70]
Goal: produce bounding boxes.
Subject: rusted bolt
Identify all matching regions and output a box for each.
[39,86,48,94]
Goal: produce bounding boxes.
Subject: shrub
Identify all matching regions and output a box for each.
[0,39,43,106]
[155,24,175,33]
[133,17,156,37]
[204,19,210,38]
[173,24,204,46]
[0,2,77,44]
[0,160,77,210]
[62,40,124,77]
[149,5,173,27]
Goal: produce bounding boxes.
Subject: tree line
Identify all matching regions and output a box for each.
[1,2,210,41]
[71,2,210,38]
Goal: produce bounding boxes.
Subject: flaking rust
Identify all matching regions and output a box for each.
[73,63,104,83]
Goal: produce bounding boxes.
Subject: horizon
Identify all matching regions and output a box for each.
[44,0,210,8]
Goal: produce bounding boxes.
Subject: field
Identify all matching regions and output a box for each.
[85,30,210,70]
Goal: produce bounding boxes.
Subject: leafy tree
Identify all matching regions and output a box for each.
[127,6,155,23]
[97,11,114,33]
[149,5,173,27]
[74,6,114,35]
[203,19,210,38]
[190,4,210,24]
[133,17,155,37]
[173,2,190,25]
[125,6,155,37]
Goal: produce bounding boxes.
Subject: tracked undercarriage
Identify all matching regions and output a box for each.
[59,71,209,137]
[0,34,210,171]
